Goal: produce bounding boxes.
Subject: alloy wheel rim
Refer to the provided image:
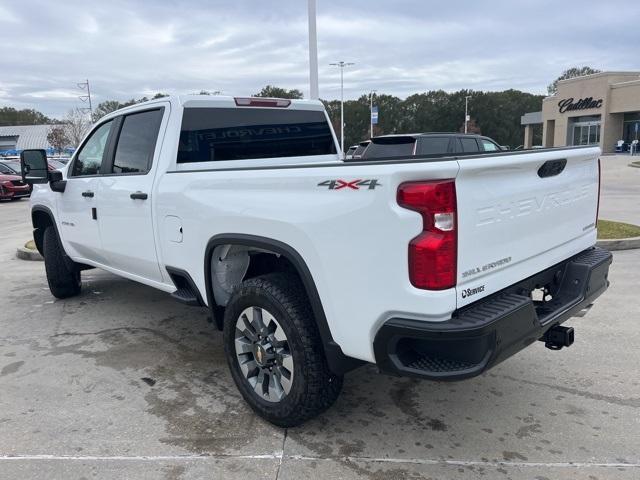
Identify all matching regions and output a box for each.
[234,306,294,403]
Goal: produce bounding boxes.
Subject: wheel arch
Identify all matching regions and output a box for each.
[31,205,57,255]
[204,233,363,374]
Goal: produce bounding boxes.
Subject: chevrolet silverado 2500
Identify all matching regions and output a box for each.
[20,95,612,426]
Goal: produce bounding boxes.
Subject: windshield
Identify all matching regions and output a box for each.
[0,161,20,174]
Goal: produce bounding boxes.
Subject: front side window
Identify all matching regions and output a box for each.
[178,108,336,163]
[112,109,164,174]
[71,120,113,176]
[481,139,499,151]
[416,137,451,155]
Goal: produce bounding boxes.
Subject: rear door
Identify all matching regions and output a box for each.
[97,106,167,283]
[455,147,600,307]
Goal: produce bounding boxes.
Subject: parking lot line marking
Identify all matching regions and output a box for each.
[0,454,281,461]
[0,454,638,469]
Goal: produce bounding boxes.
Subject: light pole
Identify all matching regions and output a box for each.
[464,95,471,134]
[329,61,354,155]
[307,0,319,99]
[369,89,377,138]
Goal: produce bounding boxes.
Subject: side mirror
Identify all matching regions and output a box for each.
[20,149,49,184]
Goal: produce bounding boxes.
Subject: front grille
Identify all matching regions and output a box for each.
[10,180,25,186]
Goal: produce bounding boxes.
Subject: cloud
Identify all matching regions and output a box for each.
[0,0,638,118]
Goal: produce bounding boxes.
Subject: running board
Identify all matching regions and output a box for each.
[166,267,204,307]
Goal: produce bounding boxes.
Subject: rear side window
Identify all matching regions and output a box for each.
[416,137,451,155]
[112,109,164,174]
[459,137,480,153]
[362,138,415,158]
[177,108,336,163]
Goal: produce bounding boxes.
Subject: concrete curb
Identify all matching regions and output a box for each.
[16,247,43,261]
[628,162,640,168]
[596,236,640,251]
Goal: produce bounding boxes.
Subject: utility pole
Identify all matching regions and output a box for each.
[307,0,319,99]
[78,79,93,119]
[329,61,354,155]
[464,95,471,134]
[369,89,377,138]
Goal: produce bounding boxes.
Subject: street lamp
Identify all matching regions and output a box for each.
[464,95,471,134]
[329,61,354,156]
[369,90,377,138]
[307,0,319,99]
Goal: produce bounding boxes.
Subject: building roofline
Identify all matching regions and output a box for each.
[556,71,640,86]
[611,79,640,88]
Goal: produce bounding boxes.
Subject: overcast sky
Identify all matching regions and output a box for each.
[1,0,637,118]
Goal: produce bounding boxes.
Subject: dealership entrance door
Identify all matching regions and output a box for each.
[623,113,640,143]
[570,116,601,146]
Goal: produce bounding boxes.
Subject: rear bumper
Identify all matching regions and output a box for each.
[374,247,612,381]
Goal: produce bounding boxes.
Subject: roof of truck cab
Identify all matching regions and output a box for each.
[372,132,487,139]
[178,95,326,111]
[98,95,326,122]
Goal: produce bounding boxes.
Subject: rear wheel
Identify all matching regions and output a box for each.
[223,273,343,427]
[43,226,81,299]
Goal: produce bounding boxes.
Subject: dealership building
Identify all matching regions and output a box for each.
[522,71,640,153]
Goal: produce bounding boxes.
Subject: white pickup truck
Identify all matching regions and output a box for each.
[21,95,611,426]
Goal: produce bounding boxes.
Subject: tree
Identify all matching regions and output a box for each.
[63,108,91,147]
[92,93,169,121]
[0,107,52,126]
[254,85,303,99]
[46,126,70,154]
[92,100,126,121]
[547,66,601,95]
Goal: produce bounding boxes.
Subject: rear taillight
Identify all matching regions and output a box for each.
[234,97,291,108]
[596,158,601,224]
[397,180,457,290]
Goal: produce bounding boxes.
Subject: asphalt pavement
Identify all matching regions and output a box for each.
[0,156,638,479]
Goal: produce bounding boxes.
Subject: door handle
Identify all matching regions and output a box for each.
[130,191,148,200]
[82,190,94,198]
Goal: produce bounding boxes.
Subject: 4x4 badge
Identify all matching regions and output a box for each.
[317,179,381,190]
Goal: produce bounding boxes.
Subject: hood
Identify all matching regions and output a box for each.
[0,174,22,182]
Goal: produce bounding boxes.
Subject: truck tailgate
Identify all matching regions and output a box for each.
[455,147,600,307]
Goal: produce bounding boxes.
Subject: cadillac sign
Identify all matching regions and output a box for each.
[558,97,603,114]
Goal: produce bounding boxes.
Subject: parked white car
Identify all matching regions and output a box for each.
[21,95,611,426]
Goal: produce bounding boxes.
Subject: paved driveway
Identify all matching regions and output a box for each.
[599,154,640,225]
[1,183,639,479]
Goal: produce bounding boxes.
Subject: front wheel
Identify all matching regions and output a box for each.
[223,273,343,427]
[43,226,81,299]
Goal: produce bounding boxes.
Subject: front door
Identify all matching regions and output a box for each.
[96,107,166,283]
[57,120,114,265]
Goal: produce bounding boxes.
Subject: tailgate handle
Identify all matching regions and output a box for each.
[538,159,567,178]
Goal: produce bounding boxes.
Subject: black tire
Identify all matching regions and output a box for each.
[43,226,81,299]
[223,273,343,427]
